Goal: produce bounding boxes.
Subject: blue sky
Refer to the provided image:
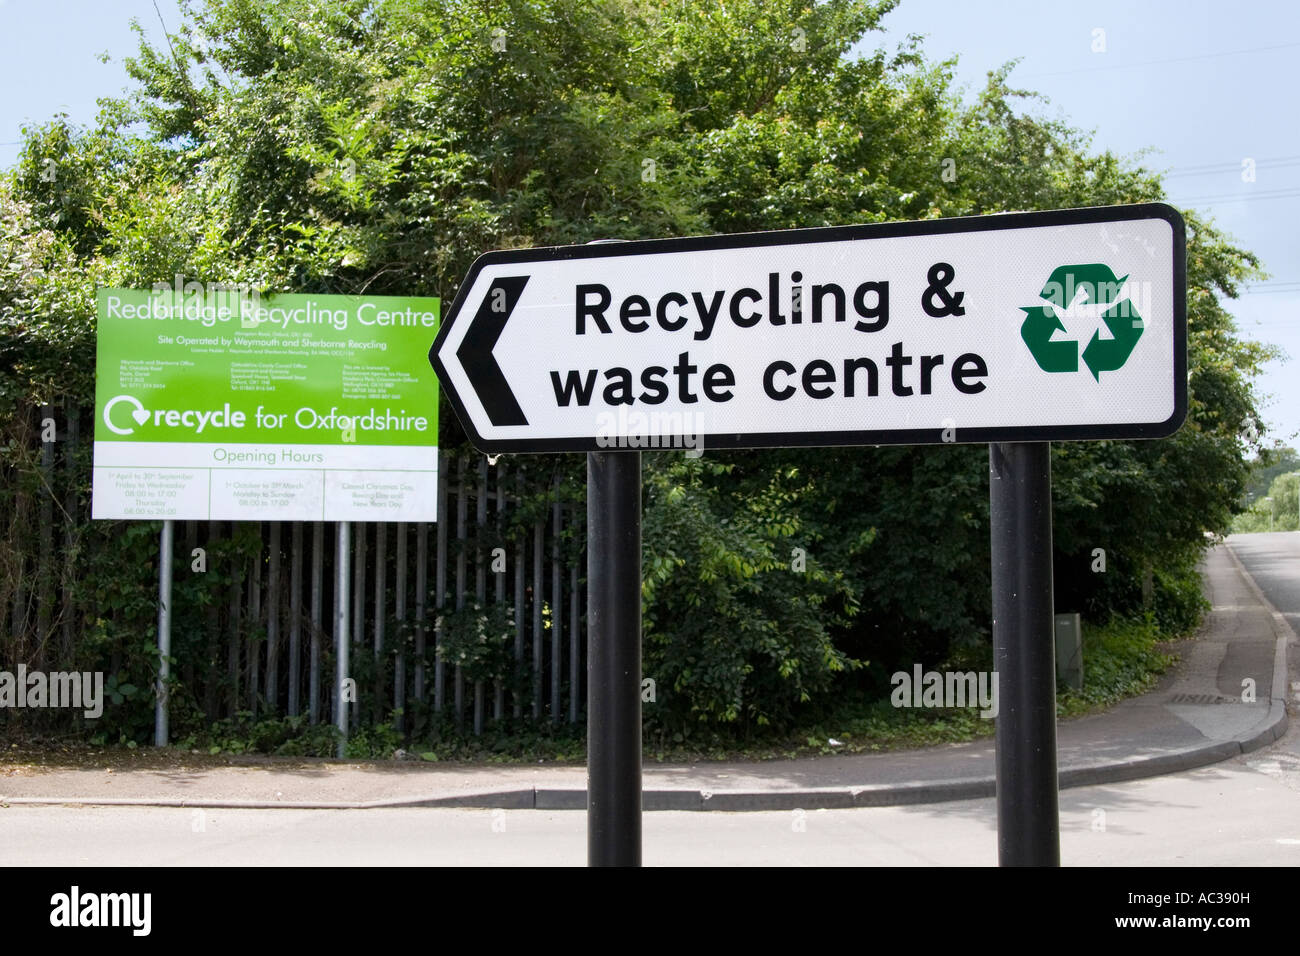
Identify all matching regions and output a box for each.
[2,0,1296,445]
[872,0,1300,446]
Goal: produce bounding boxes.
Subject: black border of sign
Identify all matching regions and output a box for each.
[430,202,1187,454]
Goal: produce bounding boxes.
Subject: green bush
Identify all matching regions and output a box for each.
[0,0,1275,744]
[640,455,861,732]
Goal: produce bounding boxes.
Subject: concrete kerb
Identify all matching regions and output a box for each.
[3,545,1289,814]
[3,715,1287,816]
[4,715,1287,816]
[1222,538,1294,712]
[1,725,1278,812]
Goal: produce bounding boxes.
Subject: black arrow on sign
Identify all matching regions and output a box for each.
[457,275,530,427]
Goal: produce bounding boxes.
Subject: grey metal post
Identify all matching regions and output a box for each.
[335,521,351,758]
[309,521,323,723]
[395,521,407,729]
[227,537,242,716]
[493,463,506,721]
[455,457,467,727]
[61,402,78,659]
[267,522,281,712]
[247,524,262,714]
[475,457,488,734]
[203,523,222,720]
[37,404,53,670]
[415,520,429,704]
[289,522,302,717]
[514,472,526,719]
[989,442,1060,866]
[374,522,387,724]
[586,450,642,867]
[532,518,543,720]
[154,519,174,746]
[11,404,29,643]
[569,529,580,724]
[551,493,562,723]
[435,469,448,711]
[351,524,366,733]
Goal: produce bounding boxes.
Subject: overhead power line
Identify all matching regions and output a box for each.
[1164,156,1300,178]
[1170,187,1300,206]
[1022,39,1300,78]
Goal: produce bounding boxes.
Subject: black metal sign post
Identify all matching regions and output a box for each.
[989,441,1060,865]
[429,205,1186,868]
[586,449,643,866]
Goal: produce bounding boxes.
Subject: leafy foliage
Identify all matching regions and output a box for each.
[641,453,860,730]
[434,602,516,684]
[1233,468,1300,533]
[0,0,1278,741]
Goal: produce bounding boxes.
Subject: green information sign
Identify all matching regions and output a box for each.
[92,286,440,521]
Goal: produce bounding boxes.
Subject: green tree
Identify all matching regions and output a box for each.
[1,0,1280,736]
[1243,447,1300,503]
[1233,470,1300,533]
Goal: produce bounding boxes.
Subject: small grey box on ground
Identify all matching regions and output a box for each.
[1055,612,1083,691]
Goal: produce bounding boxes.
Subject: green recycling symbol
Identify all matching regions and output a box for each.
[1020,263,1143,381]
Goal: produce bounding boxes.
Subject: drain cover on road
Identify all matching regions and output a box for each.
[1166,693,1238,705]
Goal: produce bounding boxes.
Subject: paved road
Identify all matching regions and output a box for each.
[1228,533,1300,634]
[5,724,1300,866]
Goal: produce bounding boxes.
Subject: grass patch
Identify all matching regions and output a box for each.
[1055,616,1176,719]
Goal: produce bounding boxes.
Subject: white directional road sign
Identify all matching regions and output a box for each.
[430,203,1185,453]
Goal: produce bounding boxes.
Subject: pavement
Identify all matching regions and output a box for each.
[0,539,1293,813]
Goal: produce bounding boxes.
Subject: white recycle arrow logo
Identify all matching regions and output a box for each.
[103,394,149,435]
